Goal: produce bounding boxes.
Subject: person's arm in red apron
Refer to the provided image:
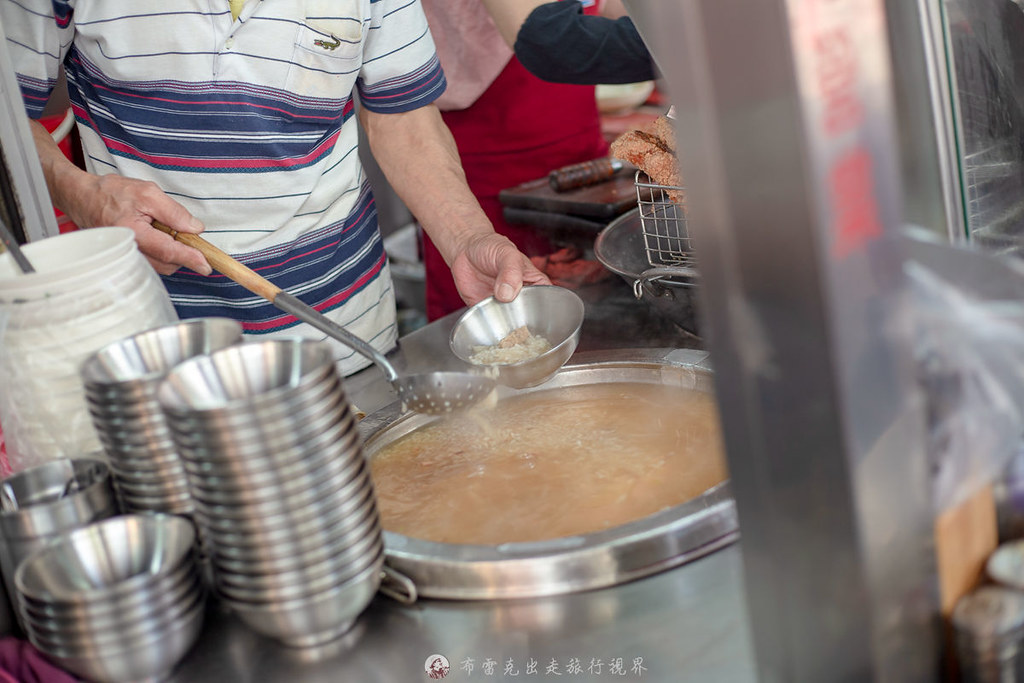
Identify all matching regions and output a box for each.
[483,0,657,85]
[358,105,550,305]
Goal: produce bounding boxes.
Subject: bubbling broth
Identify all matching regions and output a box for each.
[368,382,728,545]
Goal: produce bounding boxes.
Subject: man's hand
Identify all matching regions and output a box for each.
[451,232,551,306]
[359,105,549,305]
[29,120,211,276]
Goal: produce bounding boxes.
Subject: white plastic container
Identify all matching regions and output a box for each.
[0,228,177,471]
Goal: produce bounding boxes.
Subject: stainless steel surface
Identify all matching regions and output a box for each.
[595,209,700,335]
[170,545,754,683]
[273,291,497,415]
[628,0,938,681]
[362,349,737,600]
[635,170,694,267]
[0,15,59,243]
[448,285,584,389]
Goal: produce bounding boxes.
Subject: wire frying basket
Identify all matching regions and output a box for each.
[634,170,694,267]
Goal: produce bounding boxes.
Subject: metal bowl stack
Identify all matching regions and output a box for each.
[13,514,205,683]
[80,318,243,516]
[0,458,118,631]
[157,338,384,648]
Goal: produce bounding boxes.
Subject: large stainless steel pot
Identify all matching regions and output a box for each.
[594,208,701,335]
[359,348,737,600]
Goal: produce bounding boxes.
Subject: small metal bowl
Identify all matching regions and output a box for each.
[157,339,337,417]
[81,317,243,391]
[15,513,197,605]
[450,285,584,389]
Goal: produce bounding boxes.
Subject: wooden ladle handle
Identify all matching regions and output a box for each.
[151,220,282,302]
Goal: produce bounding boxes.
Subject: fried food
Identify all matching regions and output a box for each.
[610,115,683,199]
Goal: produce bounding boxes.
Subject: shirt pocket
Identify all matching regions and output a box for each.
[286,1,365,96]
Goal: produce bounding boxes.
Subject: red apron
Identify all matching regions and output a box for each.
[423,34,609,320]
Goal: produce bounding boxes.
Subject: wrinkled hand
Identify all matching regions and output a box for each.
[450,233,551,305]
[63,174,211,276]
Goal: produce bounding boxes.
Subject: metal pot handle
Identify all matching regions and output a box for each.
[634,266,699,299]
[379,564,418,604]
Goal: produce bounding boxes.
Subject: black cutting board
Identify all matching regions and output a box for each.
[498,170,638,219]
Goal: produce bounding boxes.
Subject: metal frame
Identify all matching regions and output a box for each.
[885,0,966,242]
[626,0,939,680]
[0,14,58,243]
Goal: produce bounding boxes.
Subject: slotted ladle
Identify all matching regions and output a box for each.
[153,222,495,415]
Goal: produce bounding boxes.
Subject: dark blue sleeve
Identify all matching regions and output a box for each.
[513,1,657,85]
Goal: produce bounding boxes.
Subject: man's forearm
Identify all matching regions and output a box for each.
[29,118,90,216]
[480,0,544,47]
[358,105,492,265]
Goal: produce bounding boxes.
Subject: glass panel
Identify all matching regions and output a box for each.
[944,0,1024,255]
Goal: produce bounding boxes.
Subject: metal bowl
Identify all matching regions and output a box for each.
[211,510,380,570]
[215,531,382,602]
[24,580,203,646]
[81,317,243,390]
[182,428,362,493]
[194,464,372,526]
[157,339,337,417]
[168,393,354,457]
[18,546,197,614]
[210,496,379,574]
[594,208,700,335]
[450,285,584,389]
[161,374,347,436]
[196,474,375,542]
[221,555,382,648]
[15,513,197,604]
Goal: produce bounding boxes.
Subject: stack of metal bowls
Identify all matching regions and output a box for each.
[13,514,205,683]
[80,318,243,515]
[157,338,384,648]
[0,458,118,631]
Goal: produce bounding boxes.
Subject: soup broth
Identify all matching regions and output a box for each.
[369,382,727,545]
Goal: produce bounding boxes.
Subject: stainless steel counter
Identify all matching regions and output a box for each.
[168,280,756,683]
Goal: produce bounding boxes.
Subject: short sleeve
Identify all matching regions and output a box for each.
[0,0,76,118]
[357,0,447,113]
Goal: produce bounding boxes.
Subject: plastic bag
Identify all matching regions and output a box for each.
[904,229,1024,513]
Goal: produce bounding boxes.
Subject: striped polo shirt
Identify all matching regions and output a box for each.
[3,0,446,375]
